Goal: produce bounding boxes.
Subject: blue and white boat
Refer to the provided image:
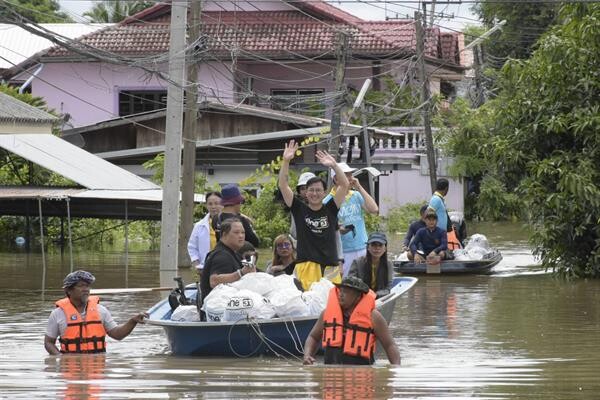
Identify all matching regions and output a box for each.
[146,276,417,357]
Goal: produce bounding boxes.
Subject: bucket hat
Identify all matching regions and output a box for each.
[63,270,95,288]
[336,276,369,294]
[221,184,245,206]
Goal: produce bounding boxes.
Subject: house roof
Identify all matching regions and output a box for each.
[0,133,159,190]
[0,91,57,124]
[41,2,462,66]
[0,23,112,70]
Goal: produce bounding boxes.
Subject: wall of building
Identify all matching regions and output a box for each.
[378,168,464,218]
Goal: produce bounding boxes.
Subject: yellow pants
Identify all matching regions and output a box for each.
[294,261,342,291]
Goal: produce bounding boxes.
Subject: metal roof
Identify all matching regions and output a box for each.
[0,134,160,190]
[0,92,57,124]
[0,23,113,70]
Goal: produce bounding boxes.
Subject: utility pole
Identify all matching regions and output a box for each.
[159,0,188,286]
[327,30,349,162]
[178,0,202,268]
[415,10,437,192]
[472,44,485,107]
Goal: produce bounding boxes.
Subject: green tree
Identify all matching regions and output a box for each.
[0,0,71,23]
[83,0,153,23]
[450,4,600,277]
[472,1,557,60]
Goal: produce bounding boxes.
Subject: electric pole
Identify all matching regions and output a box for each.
[415,10,437,192]
[160,0,188,286]
[178,0,203,268]
[328,30,349,162]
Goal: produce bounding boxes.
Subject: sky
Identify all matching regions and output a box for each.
[58,0,480,31]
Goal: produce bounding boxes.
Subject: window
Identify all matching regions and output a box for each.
[118,90,167,116]
[270,88,325,116]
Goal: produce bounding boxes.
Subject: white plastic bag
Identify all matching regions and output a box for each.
[202,284,239,322]
[302,278,334,315]
[269,288,309,318]
[465,234,491,251]
[222,289,274,322]
[170,305,200,322]
[230,272,274,297]
[269,274,298,293]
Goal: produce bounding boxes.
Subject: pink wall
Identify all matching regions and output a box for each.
[32,61,234,127]
[378,169,464,217]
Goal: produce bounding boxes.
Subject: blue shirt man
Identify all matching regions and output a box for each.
[428,178,450,232]
[410,210,447,263]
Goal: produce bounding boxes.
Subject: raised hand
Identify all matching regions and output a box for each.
[315,149,336,168]
[283,140,298,162]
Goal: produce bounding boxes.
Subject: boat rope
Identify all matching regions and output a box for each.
[226,318,263,358]
[246,318,303,362]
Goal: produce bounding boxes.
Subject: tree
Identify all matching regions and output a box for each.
[472,1,557,61]
[0,0,71,23]
[448,4,600,278]
[84,0,153,23]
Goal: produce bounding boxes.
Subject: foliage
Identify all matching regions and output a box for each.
[449,4,600,277]
[83,0,153,23]
[0,0,71,23]
[472,1,557,60]
[462,24,486,46]
[384,203,424,235]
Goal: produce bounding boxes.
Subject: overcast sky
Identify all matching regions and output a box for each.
[58,1,480,31]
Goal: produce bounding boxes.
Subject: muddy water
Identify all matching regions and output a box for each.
[1,222,600,399]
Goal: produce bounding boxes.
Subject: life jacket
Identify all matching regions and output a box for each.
[56,296,107,354]
[322,287,376,364]
[447,228,462,250]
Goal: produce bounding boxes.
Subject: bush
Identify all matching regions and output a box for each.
[384,203,424,235]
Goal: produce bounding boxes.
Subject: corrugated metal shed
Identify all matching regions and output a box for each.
[0,92,57,124]
[0,134,160,190]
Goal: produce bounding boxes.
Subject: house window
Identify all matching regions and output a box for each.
[119,90,167,116]
[270,89,325,116]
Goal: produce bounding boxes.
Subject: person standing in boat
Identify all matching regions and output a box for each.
[348,232,394,299]
[410,209,448,263]
[324,163,379,277]
[278,140,349,290]
[428,178,462,250]
[200,218,256,306]
[289,171,316,246]
[187,191,222,271]
[44,270,147,355]
[302,276,401,365]
[212,184,260,248]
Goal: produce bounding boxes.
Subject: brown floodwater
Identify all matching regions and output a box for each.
[1,222,599,399]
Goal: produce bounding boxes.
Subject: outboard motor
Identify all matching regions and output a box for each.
[168,277,193,311]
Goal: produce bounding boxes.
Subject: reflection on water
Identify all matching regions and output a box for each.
[1,223,600,398]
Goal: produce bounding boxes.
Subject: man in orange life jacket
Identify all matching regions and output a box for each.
[44,270,148,355]
[303,276,401,365]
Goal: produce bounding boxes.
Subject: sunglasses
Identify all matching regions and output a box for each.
[276,242,292,249]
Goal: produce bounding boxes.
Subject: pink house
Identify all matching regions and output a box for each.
[6,0,466,214]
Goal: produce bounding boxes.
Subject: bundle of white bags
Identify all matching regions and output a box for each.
[199,272,334,322]
[453,234,493,261]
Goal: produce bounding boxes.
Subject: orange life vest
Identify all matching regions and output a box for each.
[322,287,376,362]
[56,296,107,354]
[447,228,462,250]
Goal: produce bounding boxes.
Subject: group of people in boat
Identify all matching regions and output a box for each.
[44,140,460,367]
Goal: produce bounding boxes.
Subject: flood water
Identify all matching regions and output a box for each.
[1,222,600,399]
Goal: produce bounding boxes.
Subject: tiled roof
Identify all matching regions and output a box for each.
[440,32,460,64]
[0,91,57,124]
[44,4,462,66]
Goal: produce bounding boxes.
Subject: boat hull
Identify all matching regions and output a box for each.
[147,277,417,357]
[394,251,502,275]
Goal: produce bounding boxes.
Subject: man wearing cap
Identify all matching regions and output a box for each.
[289,171,316,245]
[324,162,379,277]
[44,270,148,355]
[403,204,429,260]
[348,232,394,298]
[303,276,400,365]
[410,209,448,263]
[278,140,349,290]
[212,184,259,247]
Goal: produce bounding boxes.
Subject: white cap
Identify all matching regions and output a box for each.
[330,162,357,178]
[297,172,317,187]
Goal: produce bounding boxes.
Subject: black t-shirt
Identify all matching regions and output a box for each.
[200,241,243,304]
[212,212,260,247]
[291,196,339,266]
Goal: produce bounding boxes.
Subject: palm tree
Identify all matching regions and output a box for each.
[84,1,153,23]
